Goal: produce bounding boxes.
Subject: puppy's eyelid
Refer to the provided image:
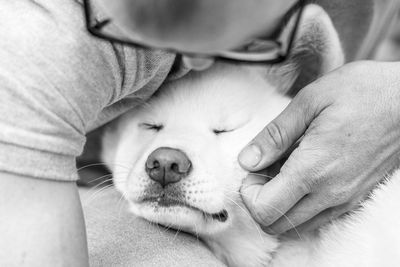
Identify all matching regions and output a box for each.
[212,128,234,135]
[139,123,164,131]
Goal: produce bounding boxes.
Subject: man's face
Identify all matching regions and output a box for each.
[95,0,297,54]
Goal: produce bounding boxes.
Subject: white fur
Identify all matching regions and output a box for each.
[101,5,400,267]
[272,173,400,267]
[105,63,285,267]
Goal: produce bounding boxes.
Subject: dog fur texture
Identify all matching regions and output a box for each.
[102,5,400,267]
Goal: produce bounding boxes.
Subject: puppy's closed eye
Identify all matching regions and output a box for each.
[212,118,250,136]
[139,123,164,132]
[212,128,234,135]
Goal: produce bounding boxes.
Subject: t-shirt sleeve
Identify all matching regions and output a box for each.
[0,0,176,181]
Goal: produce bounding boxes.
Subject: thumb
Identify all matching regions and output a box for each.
[238,90,318,171]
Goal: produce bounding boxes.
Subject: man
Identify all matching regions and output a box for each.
[0,0,398,266]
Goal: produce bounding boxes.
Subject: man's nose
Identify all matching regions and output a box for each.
[145,147,192,187]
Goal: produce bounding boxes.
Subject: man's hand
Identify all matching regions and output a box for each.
[238,61,400,234]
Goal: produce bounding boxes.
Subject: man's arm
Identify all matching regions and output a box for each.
[0,172,88,267]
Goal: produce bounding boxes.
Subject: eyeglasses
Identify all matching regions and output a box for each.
[83,0,305,64]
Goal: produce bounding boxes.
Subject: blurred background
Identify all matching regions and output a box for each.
[375,10,400,61]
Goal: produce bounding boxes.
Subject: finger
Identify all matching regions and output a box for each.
[238,91,317,171]
[241,160,310,227]
[256,137,303,178]
[285,203,349,238]
[264,193,330,234]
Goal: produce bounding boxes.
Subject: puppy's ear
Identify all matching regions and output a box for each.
[272,4,345,97]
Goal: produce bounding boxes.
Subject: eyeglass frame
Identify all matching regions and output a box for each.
[83,0,305,65]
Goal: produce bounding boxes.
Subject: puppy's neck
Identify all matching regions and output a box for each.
[203,207,278,267]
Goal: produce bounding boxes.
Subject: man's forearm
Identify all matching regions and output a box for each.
[0,172,89,267]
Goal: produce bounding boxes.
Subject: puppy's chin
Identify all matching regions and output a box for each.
[128,202,232,235]
[130,200,278,267]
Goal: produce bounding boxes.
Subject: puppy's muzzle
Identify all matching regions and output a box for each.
[145,147,192,187]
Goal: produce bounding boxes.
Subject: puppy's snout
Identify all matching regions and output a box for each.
[145,147,192,187]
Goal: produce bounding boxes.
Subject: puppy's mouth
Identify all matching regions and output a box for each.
[142,195,229,223]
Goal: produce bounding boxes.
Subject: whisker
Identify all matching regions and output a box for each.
[82,173,114,185]
[82,184,115,206]
[158,215,174,234]
[83,177,114,194]
[77,162,131,172]
[238,189,303,240]
[220,188,242,196]
[172,225,182,243]
[80,169,128,186]
[82,176,114,194]
[117,193,126,219]
[248,172,275,179]
[154,214,166,242]
[163,222,174,234]
[221,188,302,240]
[193,221,200,245]
[224,196,265,244]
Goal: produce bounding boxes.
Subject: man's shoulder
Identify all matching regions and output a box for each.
[316,0,398,60]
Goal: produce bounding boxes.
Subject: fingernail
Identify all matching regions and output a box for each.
[239,144,262,168]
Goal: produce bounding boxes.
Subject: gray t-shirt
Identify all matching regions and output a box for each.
[0,0,189,181]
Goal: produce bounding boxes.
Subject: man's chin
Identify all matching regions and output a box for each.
[129,202,231,235]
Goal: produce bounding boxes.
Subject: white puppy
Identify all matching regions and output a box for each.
[102,5,400,267]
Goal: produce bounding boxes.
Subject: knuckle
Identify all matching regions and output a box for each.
[301,163,329,191]
[253,201,279,226]
[296,75,333,111]
[283,164,319,194]
[343,61,370,75]
[261,122,288,152]
[296,83,319,106]
[268,223,288,235]
[284,176,311,198]
[328,187,351,205]
[296,179,313,195]
[327,202,352,221]
[298,83,316,97]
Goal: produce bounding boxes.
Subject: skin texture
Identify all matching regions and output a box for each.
[0,172,89,267]
[239,61,400,234]
[96,0,296,53]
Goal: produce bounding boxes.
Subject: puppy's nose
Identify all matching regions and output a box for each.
[145,147,192,187]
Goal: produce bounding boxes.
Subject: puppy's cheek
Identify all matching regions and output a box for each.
[112,167,130,195]
[125,173,152,201]
[120,159,151,201]
[222,160,247,190]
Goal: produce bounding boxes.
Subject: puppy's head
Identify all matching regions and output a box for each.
[103,4,344,267]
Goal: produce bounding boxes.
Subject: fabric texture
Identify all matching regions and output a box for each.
[80,187,225,267]
[0,0,188,181]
